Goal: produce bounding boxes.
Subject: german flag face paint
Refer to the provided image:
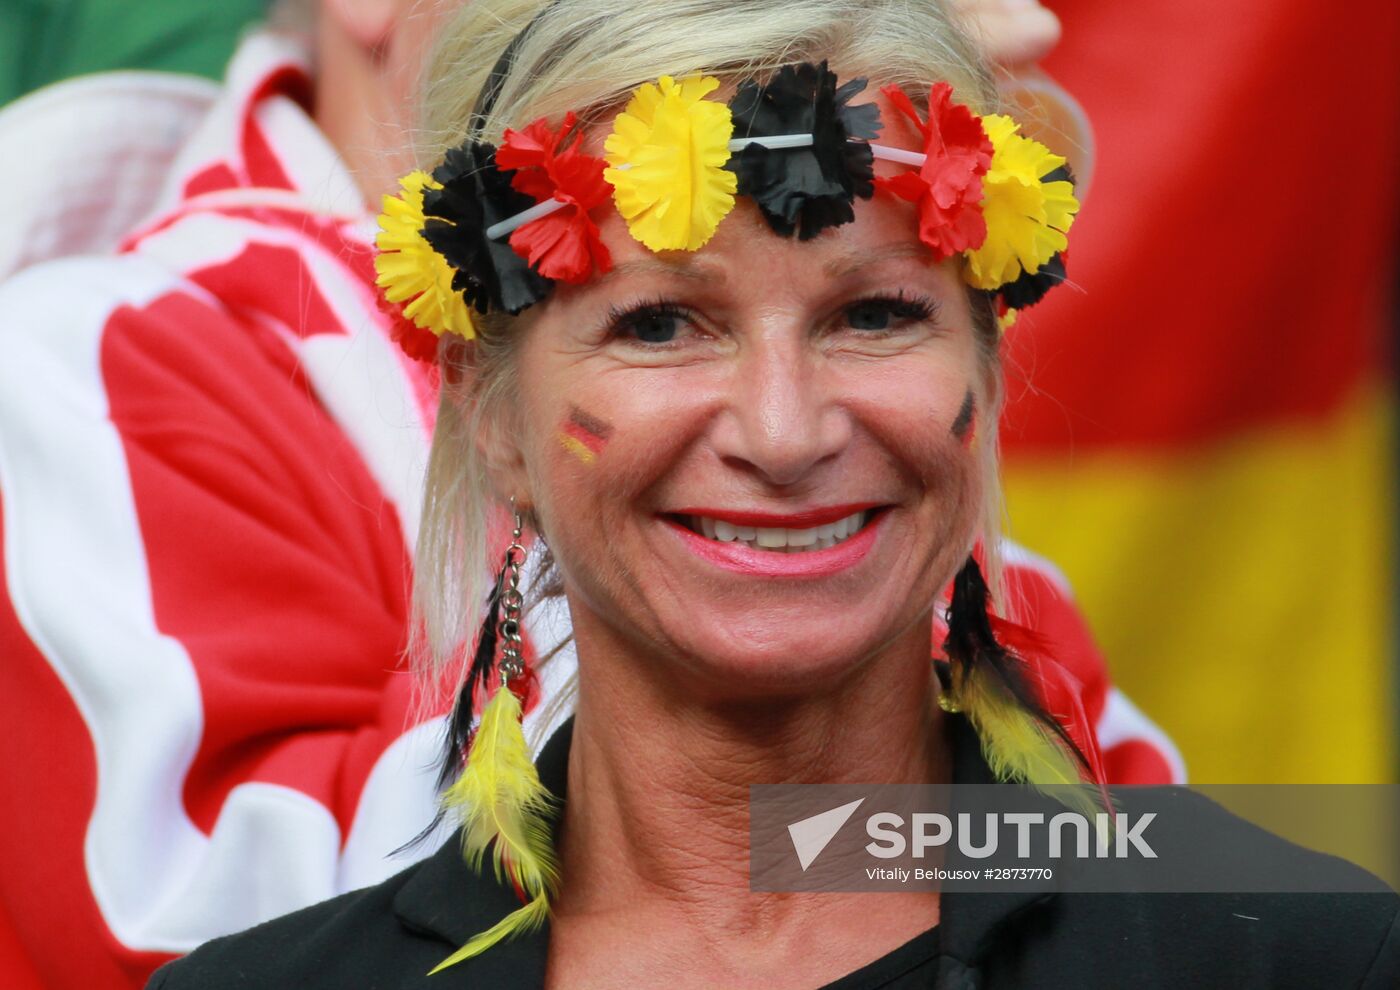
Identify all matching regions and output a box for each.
[950,388,977,448]
[558,405,613,465]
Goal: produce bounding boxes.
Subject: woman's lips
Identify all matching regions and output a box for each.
[660,508,888,578]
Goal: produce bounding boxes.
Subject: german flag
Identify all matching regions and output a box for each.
[1003,0,1400,784]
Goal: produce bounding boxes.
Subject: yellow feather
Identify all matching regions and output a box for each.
[427,892,551,975]
[952,664,1105,823]
[433,686,560,973]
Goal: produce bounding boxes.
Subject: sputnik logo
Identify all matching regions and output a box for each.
[787,798,866,871]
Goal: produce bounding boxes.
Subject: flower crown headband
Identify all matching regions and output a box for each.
[374,60,1078,362]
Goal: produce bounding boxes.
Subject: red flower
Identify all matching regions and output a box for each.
[874,82,993,260]
[374,291,440,364]
[497,112,612,283]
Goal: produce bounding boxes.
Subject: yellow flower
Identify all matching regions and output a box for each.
[604,74,738,252]
[374,170,476,340]
[964,115,1079,291]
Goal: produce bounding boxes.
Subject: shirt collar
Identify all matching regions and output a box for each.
[392,711,1056,979]
[938,711,1059,965]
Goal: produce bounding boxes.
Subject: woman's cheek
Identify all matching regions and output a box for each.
[532,402,623,596]
[541,390,673,513]
[849,357,980,454]
[556,404,613,468]
[863,374,984,538]
[523,399,608,541]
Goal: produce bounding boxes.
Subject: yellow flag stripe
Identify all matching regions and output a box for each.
[1003,384,1396,784]
[558,433,597,465]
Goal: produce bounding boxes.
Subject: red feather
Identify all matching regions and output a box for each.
[507,664,541,717]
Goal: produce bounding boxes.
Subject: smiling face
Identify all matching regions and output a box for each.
[476,100,995,702]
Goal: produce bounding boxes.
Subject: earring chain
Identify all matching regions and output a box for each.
[498,501,527,685]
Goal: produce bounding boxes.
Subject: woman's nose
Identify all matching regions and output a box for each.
[711,333,851,488]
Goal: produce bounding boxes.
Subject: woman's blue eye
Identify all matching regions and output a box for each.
[631,312,681,342]
[845,295,938,332]
[610,303,690,343]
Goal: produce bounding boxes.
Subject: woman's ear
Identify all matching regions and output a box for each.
[475,396,532,508]
[439,337,533,503]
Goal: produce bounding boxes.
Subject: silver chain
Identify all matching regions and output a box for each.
[497,500,527,686]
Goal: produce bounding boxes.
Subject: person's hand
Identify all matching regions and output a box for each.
[952,0,1094,194]
[951,0,1062,69]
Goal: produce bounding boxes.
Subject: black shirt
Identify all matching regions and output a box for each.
[821,925,940,988]
[148,714,1400,989]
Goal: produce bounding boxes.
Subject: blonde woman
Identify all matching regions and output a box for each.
[149,1,1398,987]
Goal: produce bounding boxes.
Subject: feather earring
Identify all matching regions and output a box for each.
[430,503,560,975]
[941,555,1105,818]
[393,570,506,857]
[440,567,504,793]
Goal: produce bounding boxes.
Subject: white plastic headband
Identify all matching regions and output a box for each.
[483,134,924,241]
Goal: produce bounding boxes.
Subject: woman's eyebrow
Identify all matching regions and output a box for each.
[588,243,929,288]
[592,258,725,287]
[823,242,931,279]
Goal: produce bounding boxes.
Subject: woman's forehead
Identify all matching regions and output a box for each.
[585,196,948,290]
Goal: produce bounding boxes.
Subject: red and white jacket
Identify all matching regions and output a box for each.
[0,33,1183,990]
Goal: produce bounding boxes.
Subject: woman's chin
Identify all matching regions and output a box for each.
[658,616,902,700]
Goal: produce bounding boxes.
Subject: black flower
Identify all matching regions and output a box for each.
[999,252,1067,310]
[727,61,882,240]
[421,140,552,315]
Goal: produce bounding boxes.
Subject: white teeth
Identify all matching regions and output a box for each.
[689,510,872,553]
[755,527,787,548]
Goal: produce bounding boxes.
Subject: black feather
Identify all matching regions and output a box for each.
[942,556,1092,774]
[440,566,506,791]
[391,569,505,855]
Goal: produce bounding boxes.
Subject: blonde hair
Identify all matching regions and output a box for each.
[410,0,1010,706]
